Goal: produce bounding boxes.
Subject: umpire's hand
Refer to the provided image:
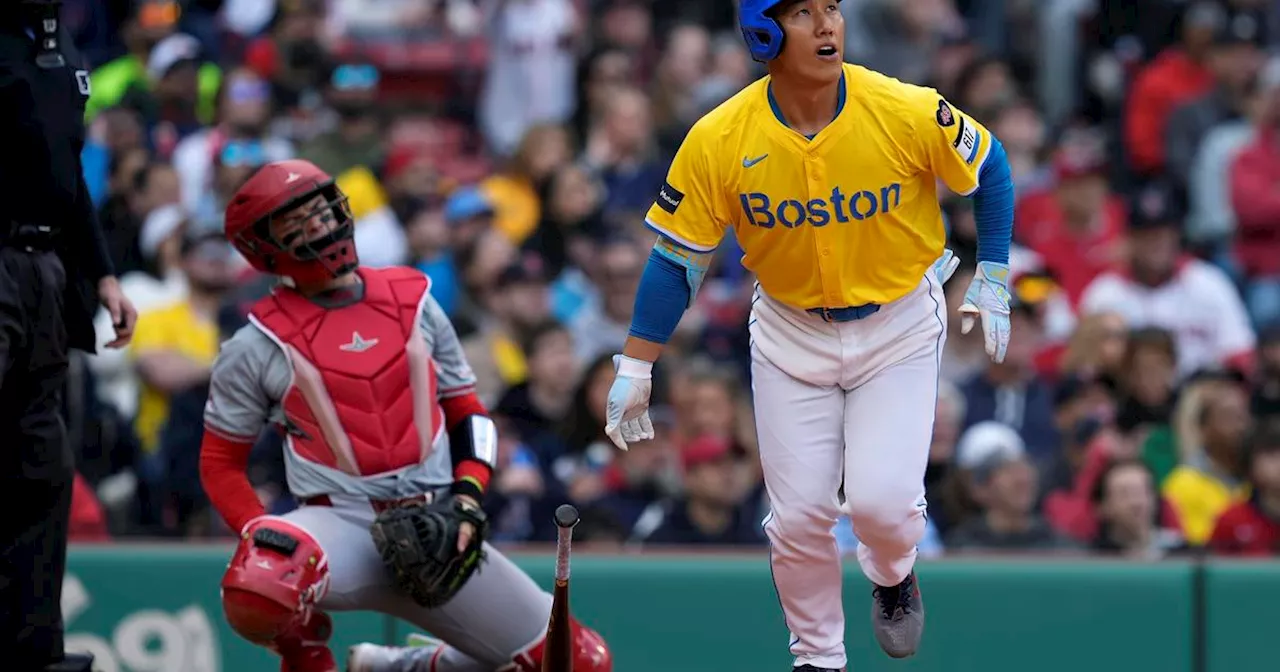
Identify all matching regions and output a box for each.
[98,276,137,348]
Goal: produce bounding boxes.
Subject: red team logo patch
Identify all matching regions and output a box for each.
[936,100,955,127]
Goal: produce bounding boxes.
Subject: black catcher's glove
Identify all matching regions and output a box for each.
[370,495,489,608]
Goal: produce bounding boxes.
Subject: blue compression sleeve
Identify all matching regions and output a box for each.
[628,249,690,344]
[971,137,1014,265]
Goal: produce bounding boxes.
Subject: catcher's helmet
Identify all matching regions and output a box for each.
[224,159,358,285]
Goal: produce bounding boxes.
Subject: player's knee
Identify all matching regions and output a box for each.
[844,488,926,543]
[220,517,331,646]
[764,505,840,551]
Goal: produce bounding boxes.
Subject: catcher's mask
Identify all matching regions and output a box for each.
[224,159,358,286]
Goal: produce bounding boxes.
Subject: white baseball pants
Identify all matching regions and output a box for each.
[748,275,947,670]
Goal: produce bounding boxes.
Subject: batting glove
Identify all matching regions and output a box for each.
[603,355,655,451]
[932,248,960,286]
[959,260,1013,363]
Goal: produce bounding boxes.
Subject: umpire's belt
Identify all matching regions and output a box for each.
[1,222,58,252]
[807,304,880,323]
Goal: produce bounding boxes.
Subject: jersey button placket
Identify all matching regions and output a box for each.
[807,158,836,306]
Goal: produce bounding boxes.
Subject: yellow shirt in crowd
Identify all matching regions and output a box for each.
[1162,464,1250,545]
[130,301,221,454]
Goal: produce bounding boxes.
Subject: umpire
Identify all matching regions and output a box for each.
[0,2,137,670]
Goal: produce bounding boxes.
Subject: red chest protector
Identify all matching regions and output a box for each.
[250,267,444,477]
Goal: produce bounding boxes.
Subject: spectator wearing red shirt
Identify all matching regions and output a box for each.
[1123,1,1222,177]
[1228,57,1280,328]
[1209,424,1280,556]
[1017,136,1127,306]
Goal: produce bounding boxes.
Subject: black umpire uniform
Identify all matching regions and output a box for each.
[0,2,117,670]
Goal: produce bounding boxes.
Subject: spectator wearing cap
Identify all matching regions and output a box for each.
[191,137,270,226]
[1229,57,1280,329]
[128,32,211,156]
[172,67,294,217]
[297,61,386,176]
[1162,380,1254,545]
[1080,183,1256,378]
[1209,424,1280,555]
[86,1,221,125]
[1164,10,1265,188]
[635,436,764,546]
[959,293,1061,463]
[1123,1,1223,177]
[945,422,1076,552]
[1016,133,1128,305]
[1091,459,1186,558]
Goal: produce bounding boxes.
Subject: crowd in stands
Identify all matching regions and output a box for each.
[59,0,1280,559]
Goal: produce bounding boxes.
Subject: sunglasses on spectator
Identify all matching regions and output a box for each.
[331,65,379,91]
[220,141,267,168]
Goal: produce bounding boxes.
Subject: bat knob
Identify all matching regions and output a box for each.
[554,504,580,529]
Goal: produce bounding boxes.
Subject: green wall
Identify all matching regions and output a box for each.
[63,547,1276,672]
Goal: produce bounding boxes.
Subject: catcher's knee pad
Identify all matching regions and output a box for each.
[509,617,613,672]
[220,517,331,646]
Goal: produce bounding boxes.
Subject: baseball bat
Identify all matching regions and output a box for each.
[542,504,580,672]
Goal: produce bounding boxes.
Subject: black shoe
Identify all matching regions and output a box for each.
[871,572,925,658]
[45,653,95,672]
[794,666,843,672]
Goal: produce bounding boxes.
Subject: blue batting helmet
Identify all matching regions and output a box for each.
[739,0,788,62]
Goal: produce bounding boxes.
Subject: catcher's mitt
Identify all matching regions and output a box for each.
[370,495,489,608]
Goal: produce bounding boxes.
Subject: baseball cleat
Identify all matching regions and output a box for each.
[793,666,844,671]
[871,572,925,658]
[347,641,436,672]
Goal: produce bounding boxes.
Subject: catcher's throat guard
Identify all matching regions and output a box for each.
[370,494,490,608]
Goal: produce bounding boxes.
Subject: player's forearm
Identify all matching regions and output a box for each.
[969,137,1015,265]
[441,392,498,501]
[624,242,708,362]
[199,430,265,533]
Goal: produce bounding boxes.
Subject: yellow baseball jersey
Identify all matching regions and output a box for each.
[645,63,994,309]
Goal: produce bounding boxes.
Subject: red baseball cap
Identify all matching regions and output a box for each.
[681,436,744,471]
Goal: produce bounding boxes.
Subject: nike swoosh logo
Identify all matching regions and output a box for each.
[742,154,768,168]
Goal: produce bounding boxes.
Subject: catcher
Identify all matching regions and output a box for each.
[199,159,613,672]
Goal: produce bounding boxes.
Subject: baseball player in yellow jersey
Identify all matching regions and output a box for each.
[602,1,1016,670]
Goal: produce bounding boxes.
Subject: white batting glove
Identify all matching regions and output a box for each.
[603,355,655,451]
[959,260,1013,363]
[932,248,960,285]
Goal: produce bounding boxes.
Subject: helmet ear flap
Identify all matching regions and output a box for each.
[739,2,786,62]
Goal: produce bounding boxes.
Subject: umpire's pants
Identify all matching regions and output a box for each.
[0,245,75,669]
